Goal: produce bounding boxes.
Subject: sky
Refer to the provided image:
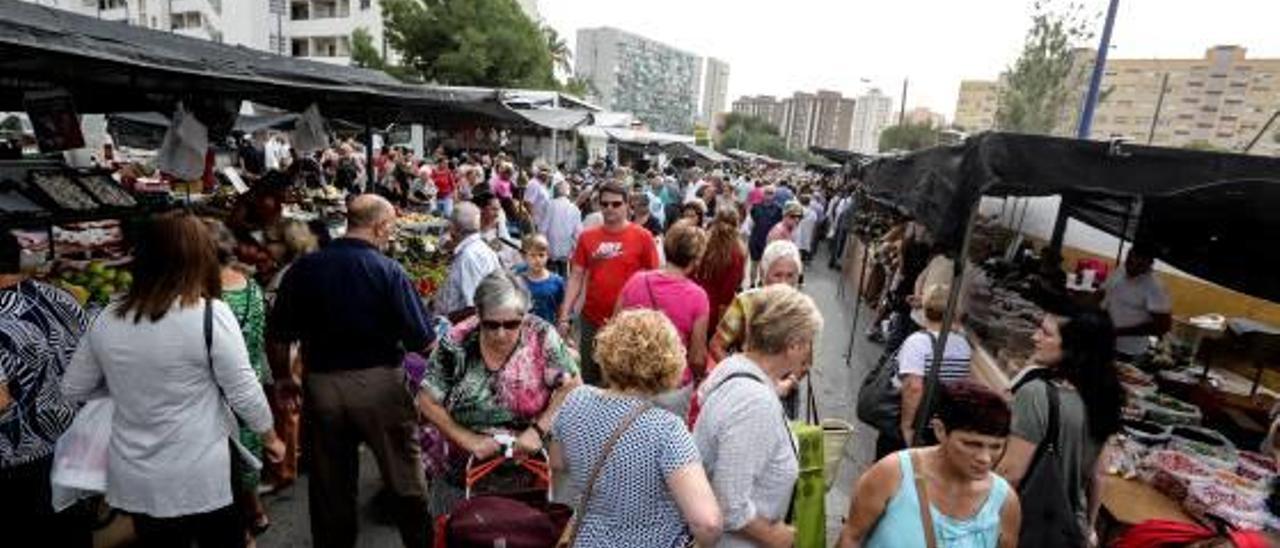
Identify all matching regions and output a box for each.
[538,0,1280,121]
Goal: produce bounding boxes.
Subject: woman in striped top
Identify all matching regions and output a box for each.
[889,283,972,456]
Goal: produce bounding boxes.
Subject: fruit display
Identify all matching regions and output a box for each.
[1117,362,1158,398]
[76,173,137,208]
[52,221,127,260]
[391,232,447,299]
[29,171,97,211]
[55,260,132,306]
[1140,449,1214,502]
[0,183,47,217]
[397,212,449,234]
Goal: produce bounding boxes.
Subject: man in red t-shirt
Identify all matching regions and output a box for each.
[430,158,456,216]
[557,181,660,385]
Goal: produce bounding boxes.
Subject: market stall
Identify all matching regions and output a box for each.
[849,131,1280,537]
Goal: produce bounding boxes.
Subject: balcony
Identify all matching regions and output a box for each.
[290,0,351,20]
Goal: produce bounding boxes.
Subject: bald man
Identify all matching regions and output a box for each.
[267,193,435,547]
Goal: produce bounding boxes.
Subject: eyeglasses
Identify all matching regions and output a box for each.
[600,200,626,209]
[481,319,523,332]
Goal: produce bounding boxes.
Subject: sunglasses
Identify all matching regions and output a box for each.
[600,200,626,209]
[481,319,523,332]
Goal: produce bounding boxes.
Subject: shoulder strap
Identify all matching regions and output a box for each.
[909,451,939,548]
[204,299,227,403]
[1022,379,1062,489]
[565,400,654,546]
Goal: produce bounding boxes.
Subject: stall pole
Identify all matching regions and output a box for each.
[912,202,981,445]
[843,240,873,367]
[1114,197,1138,266]
[1147,73,1170,145]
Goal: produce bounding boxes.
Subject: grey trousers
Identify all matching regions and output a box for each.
[305,366,428,548]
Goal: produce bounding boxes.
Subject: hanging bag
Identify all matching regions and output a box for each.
[1015,380,1085,548]
[855,332,937,436]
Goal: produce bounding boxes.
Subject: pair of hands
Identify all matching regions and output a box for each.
[466,428,544,461]
[764,522,796,548]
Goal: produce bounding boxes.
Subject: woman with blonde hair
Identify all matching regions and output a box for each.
[695,285,823,547]
[552,309,722,547]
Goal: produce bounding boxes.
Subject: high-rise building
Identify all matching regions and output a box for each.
[953,80,1001,132]
[575,27,703,134]
[953,46,1280,155]
[285,0,386,65]
[849,88,894,153]
[21,0,238,43]
[700,57,731,125]
[731,90,856,150]
[904,107,946,128]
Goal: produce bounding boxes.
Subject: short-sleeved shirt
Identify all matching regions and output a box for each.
[518,269,565,325]
[0,280,86,468]
[1011,378,1101,535]
[435,233,502,315]
[1102,268,1171,356]
[268,238,435,372]
[571,223,660,327]
[894,330,972,383]
[617,270,709,347]
[552,387,699,548]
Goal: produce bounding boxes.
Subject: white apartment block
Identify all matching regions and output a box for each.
[576,26,703,134]
[850,88,894,154]
[700,57,731,125]
[286,0,385,65]
[20,0,279,51]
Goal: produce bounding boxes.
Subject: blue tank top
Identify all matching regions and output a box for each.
[865,450,1010,548]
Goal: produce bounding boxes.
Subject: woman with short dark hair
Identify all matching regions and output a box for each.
[62,212,283,547]
[839,381,1022,547]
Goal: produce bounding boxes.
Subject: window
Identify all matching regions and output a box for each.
[361,0,371,8]
[1187,81,1204,88]
[291,2,309,20]
[292,38,310,57]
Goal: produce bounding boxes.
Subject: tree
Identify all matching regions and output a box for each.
[560,77,596,100]
[879,122,942,152]
[543,26,572,76]
[715,113,816,162]
[995,1,1097,134]
[382,0,555,89]
[350,27,385,70]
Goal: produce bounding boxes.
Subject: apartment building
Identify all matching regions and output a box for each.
[953,80,1000,132]
[22,0,282,51]
[953,46,1280,155]
[904,107,946,128]
[731,95,785,128]
[575,27,702,133]
[730,90,856,151]
[849,88,893,154]
[700,57,731,125]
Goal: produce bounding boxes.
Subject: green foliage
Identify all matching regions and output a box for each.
[559,77,596,100]
[879,122,942,152]
[543,26,572,76]
[350,27,385,70]
[382,0,555,88]
[715,113,819,163]
[996,1,1096,134]
[1183,140,1224,152]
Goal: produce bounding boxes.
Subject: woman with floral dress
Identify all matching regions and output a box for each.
[414,270,580,514]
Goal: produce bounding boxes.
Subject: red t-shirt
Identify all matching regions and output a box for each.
[432,168,455,198]
[571,223,660,327]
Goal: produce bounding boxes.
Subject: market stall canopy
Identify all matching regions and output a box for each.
[0,0,500,125]
[663,142,731,165]
[859,132,1280,302]
[510,109,595,132]
[809,146,876,165]
[577,126,694,146]
[105,111,306,149]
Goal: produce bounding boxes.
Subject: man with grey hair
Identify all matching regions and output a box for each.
[435,201,501,320]
[541,180,582,277]
[267,193,434,547]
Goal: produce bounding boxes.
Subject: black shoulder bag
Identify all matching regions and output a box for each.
[1016,380,1084,548]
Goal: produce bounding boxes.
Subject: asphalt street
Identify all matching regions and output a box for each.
[257,245,887,547]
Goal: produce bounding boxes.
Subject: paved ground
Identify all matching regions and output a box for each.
[258,245,887,547]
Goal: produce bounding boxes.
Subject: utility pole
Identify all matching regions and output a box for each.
[1050,0,1120,253]
[1146,72,1169,145]
[899,78,908,125]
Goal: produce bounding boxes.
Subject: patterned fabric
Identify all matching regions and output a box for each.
[712,288,760,366]
[0,280,87,468]
[552,387,699,548]
[223,280,267,490]
[412,315,577,485]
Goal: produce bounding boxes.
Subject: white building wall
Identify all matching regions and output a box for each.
[850,89,893,153]
[285,0,389,65]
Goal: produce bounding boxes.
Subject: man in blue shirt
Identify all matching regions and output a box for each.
[268,194,435,548]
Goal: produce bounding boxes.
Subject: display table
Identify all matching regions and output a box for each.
[1100,476,1196,526]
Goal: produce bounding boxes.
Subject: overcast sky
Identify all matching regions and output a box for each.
[539,0,1280,120]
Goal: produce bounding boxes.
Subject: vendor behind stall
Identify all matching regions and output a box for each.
[1101,243,1172,361]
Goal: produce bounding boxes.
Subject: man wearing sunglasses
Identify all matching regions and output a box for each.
[557,182,660,386]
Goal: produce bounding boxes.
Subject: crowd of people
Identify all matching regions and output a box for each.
[5,135,1276,548]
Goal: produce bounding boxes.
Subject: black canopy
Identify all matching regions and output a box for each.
[0,0,502,125]
[859,132,1280,302]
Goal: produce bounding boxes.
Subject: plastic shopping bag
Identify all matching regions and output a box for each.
[50,398,113,511]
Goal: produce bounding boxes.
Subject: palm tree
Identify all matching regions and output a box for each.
[543,26,572,76]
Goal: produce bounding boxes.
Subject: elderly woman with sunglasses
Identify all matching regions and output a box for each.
[415,270,581,515]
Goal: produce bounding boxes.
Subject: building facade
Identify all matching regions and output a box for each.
[575,27,703,134]
[953,46,1280,155]
[849,88,893,154]
[22,0,235,43]
[731,90,856,151]
[700,57,731,125]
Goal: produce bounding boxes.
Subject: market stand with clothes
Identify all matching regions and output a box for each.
[849,131,1280,538]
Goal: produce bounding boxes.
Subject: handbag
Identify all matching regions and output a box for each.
[557,401,655,548]
[790,383,825,548]
[50,398,114,510]
[1015,380,1085,548]
[204,299,263,473]
[855,332,937,435]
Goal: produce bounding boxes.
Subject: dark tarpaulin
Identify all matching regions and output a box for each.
[0,0,502,125]
[859,132,1280,302]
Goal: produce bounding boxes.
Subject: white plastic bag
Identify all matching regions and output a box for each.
[50,398,113,511]
[291,103,328,154]
[156,103,209,181]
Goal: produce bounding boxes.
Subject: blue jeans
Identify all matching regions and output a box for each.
[435,197,453,218]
